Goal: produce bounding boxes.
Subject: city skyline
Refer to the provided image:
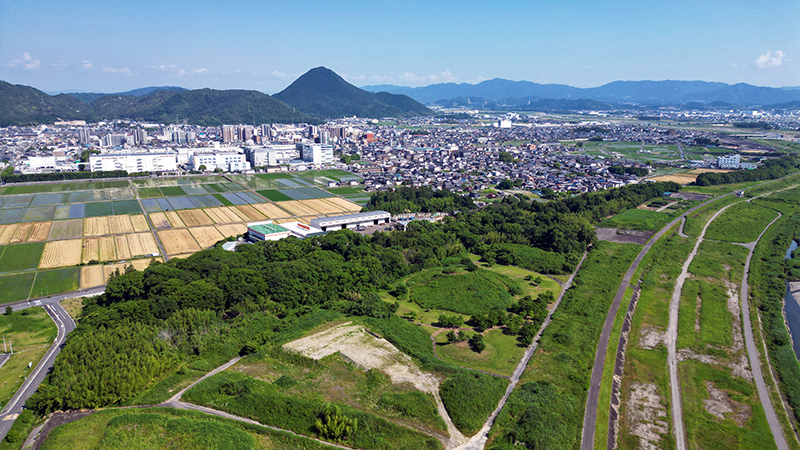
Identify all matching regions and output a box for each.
[0,0,797,94]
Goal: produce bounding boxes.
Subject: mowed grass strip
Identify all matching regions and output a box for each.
[0,242,45,272]
[158,229,200,255]
[0,272,35,302]
[31,267,80,298]
[189,226,225,248]
[40,239,82,269]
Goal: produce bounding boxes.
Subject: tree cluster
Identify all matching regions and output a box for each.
[695,155,799,186]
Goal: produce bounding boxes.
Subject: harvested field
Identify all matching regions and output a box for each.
[127,232,159,256]
[276,217,310,225]
[251,202,291,219]
[651,169,732,185]
[0,224,17,245]
[149,212,172,229]
[235,204,265,221]
[82,238,99,264]
[40,239,82,269]
[48,219,83,240]
[102,263,128,281]
[204,207,244,224]
[189,226,225,248]
[165,211,185,228]
[130,214,149,232]
[325,197,363,212]
[225,206,251,221]
[158,229,200,255]
[302,198,344,214]
[131,258,160,271]
[98,236,115,261]
[80,265,105,289]
[107,215,135,234]
[114,235,131,260]
[26,222,52,242]
[177,209,213,227]
[83,217,109,236]
[10,223,32,243]
[216,223,247,238]
[276,200,318,216]
[168,252,197,260]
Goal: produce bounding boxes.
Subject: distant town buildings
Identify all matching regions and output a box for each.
[717,154,741,169]
[89,152,178,172]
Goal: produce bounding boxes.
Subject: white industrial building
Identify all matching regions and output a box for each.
[244,144,297,167]
[300,144,334,166]
[190,151,251,172]
[89,152,178,172]
[717,154,741,169]
[310,211,391,231]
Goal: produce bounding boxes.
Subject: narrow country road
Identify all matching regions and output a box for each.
[454,250,589,450]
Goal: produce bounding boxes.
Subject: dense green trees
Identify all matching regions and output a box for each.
[695,155,799,186]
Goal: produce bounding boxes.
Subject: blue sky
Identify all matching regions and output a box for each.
[0,0,797,93]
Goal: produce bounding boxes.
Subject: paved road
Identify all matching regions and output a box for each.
[0,303,75,441]
[0,286,105,312]
[740,213,789,450]
[454,251,589,450]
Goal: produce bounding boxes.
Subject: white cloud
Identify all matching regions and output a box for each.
[194,68,208,74]
[82,60,92,69]
[102,67,132,75]
[398,70,457,85]
[9,52,40,70]
[150,64,176,71]
[177,69,187,77]
[754,50,785,68]
[270,70,288,78]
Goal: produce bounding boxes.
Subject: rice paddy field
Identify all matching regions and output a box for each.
[0,171,364,297]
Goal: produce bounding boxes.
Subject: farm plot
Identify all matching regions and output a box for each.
[160,186,186,196]
[148,212,172,229]
[126,233,159,256]
[136,187,163,198]
[68,203,85,219]
[256,189,293,201]
[131,214,149,231]
[111,200,142,215]
[164,211,185,228]
[40,239,82,269]
[158,229,200,255]
[102,263,128,281]
[107,215,135,234]
[23,206,56,222]
[0,272,35,302]
[80,265,105,289]
[98,236,116,261]
[31,193,67,206]
[220,192,247,205]
[0,243,44,273]
[0,209,25,224]
[26,222,52,242]
[234,205,265,221]
[10,223,32,243]
[83,217,110,237]
[166,196,195,210]
[131,258,159,271]
[114,235,132,260]
[0,224,18,245]
[303,198,347,214]
[49,219,83,240]
[177,209,213,227]
[204,207,244,224]
[325,197,363,212]
[53,205,71,220]
[211,193,234,206]
[215,224,246,239]
[3,195,33,208]
[84,202,114,218]
[31,268,80,298]
[141,199,162,212]
[82,238,99,264]
[189,226,225,248]
[276,200,318,216]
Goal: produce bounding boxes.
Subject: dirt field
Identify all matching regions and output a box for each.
[189,226,225,248]
[108,215,135,234]
[204,207,244,224]
[80,265,105,289]
[0,224,17,245]
[325,197,363,212]
[595,227,655,245]
[83,217,109,236]
[283,322,439,393]
[40,239,82,269]
[114,235,131,260]
[158,229,200,255]
[82,238,99,264]
[216,224,247,238]
[149,212,171,229]
[49,219,83,240]
[167,252,197,260]
[651,168,732,185]
[177,209,213,227]
[131,214,149,232]
[9,223,32,243]
[98,236,115,261]
[165,211,185,228]
[276,200,318,217]
[26,222,52,242]
[252,203,291,219]
[127,232,159,256]
[235,205,265,221]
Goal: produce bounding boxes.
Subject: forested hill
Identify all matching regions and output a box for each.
[26,181,678,414]
[274,67,433,119]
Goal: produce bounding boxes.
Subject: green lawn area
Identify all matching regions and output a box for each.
[705,202,780,242]
[84,202,114,218]
[0,243,45,273]
[598,208,677,231]
[136,187,163,198]
[30,267,80,298]
[0,272,35,302]
[328,186,365,195]
[257,190,293,202]
[0,306,57,409]
[435,328,526,377]
[160,186,187,196]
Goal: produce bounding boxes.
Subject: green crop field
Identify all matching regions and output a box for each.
[136,187,163,198]
[84,202,114,218]
[328,186,365,195]
[705,202,780,242]
[31,267,80,298]
[256,190,293,202]
[0,243,45,273]
[111,200,142,215]
[0,272,35,302]
[160,186,187,196]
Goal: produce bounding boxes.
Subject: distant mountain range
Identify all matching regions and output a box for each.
[362,79,800,108]
[0,67,432,127]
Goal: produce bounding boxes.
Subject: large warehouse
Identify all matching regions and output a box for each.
[310,211,391,231]
[246,221,292,241]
